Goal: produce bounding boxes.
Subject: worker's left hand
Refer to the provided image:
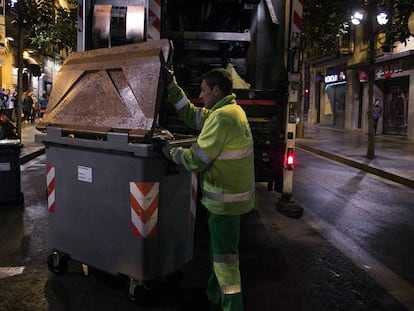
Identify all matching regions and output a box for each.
[163,66,177,87]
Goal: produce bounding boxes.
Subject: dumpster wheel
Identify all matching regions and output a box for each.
[129,279,159,306]
[47,251,69,275]
[165,269,183,285]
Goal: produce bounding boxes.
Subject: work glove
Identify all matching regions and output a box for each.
[162,145,184,165]
[163,66,177,87]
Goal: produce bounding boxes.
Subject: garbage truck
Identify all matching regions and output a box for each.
[77,0,302,216]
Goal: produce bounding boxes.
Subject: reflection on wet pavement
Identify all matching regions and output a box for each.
[0,266,25,279]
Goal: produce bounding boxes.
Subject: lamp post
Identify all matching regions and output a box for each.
[366,2,376,160]
[15,0,24,140]
[351,0,388,160]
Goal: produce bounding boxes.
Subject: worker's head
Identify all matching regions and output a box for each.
[200,68,233,109]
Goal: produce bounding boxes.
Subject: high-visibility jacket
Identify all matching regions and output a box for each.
[167,84,255,216]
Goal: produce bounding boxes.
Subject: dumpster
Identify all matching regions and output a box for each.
[35,40,197,295]
[0,140,23,207]
[0,114,23,207]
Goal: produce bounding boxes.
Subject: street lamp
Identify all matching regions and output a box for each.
[350,3,389,160]
[376,12,389,26]
[350,9,389,27]
[351,11,364,25]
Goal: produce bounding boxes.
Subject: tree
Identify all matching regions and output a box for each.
[16,0,77,55]
[9,0,77,138]
[10,0,76,55]
[302,0,414,55]
[385,0,414,45]
[301,0,358,55]
[28,0,56,52]
[52,0,77,54]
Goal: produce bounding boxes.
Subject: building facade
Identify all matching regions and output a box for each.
[306,27,414,141]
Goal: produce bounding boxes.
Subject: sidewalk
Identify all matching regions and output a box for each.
[20,121,46,164]
[296,124,414,189]
[18,122,414,188]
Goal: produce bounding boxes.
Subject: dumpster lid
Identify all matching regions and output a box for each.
[37,40,173,141]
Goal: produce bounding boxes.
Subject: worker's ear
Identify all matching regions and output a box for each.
[213,85,222,97]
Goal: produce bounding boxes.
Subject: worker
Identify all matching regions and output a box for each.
[163,67,255,310]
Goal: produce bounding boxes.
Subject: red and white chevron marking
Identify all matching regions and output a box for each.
[148,0,161,40]
[130,182,159,238]
[190,173,197,220]
[291,0,304,33]
[46,165,56,213]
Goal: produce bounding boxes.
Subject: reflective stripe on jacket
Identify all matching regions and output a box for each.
[168,84,255,215]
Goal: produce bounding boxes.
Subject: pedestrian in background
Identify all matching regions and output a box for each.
[373,98,382,135]
[39,92,49,119]
[30,92,39,123]
[5,89,14,121]
[22,92,33,123]
[163,67,255,311]
[0,88,7,115]
[10,88,17,121]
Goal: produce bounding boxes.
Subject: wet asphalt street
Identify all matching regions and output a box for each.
[1,122,414,310]
[0,152,412,310]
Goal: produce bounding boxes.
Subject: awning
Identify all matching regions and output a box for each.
[23,54,41,77]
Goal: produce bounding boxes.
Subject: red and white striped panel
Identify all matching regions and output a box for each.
[190,173,197,220]
[148,0,161,40]
[46,165,56,213]
[291,0,304,33]
[130,182,159,238]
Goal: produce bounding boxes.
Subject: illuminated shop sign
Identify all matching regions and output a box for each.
[324,71,346,84]
[359,60,404,82]
[376,62,403,79]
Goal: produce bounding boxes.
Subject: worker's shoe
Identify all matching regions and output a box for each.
[208,301,221,311]
[188,287,221,310]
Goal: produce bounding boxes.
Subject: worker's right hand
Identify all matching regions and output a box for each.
[163,66,177,87]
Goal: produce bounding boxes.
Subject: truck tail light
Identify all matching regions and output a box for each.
[286,148,294,170]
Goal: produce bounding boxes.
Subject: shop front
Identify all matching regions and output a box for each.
[383,77,409,135]
[323,70,347,127]
[376,73,410,136]
[355,51,413,138]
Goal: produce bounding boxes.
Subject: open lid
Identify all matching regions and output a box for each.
[37,39,173,140]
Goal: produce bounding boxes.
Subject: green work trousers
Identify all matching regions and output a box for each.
[206,213,243,311]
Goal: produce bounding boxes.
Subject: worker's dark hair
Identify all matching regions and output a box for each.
[202,68,233,95]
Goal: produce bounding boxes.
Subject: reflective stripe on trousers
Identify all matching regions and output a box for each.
[213,254,241,294]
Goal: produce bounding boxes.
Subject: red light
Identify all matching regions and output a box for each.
[287,155,294,165]
[286,148,294,170]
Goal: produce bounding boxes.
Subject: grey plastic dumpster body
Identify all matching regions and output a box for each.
[35,40,197,283]
[0,139,23,207]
